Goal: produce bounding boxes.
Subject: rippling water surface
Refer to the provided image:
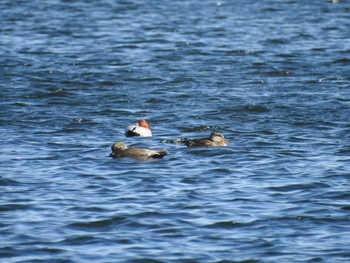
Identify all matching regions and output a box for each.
[1,0,350,262]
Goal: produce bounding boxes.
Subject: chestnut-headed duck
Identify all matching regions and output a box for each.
[110,142,167,160]
[125,119,152,137]
[185,131,229,147]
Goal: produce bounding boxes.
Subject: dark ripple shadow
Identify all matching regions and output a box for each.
[30,89,70,99]
[68,216,127,231]
[0,204,31,212]
[0,246,62,260]
[59,235,113,246]
[204,220,241,229]
[0,246,68,262]
[267,182,331,192]
[0,177,20,186]
[218,105,270,114]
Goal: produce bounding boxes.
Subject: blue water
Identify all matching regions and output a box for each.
[1,0,350,262]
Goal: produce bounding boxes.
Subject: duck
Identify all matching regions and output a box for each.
[125,119,152,137]
[185,131,229,147]
[110,142,167,160]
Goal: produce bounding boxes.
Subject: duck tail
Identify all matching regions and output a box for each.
[125,130,140,137]
[153,150,168,159]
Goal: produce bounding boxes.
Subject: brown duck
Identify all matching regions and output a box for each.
[110,142,167,160]
[185,131,229,147]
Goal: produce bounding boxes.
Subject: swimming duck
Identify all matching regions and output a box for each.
[110,142,167,160]
[125,119,152,137]
[185,131,229,147]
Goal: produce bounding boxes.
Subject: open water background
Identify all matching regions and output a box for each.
[1,0,350,262]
